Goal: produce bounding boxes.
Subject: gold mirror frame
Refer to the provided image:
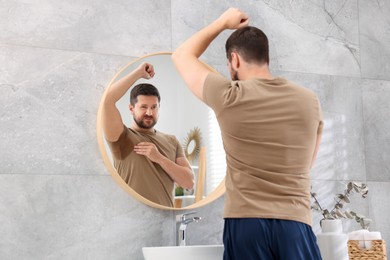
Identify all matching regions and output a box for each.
[96,52,225,210]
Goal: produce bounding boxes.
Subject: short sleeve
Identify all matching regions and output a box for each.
[175,136,185,159]
[203,72,232,115]
[106,125,134,160]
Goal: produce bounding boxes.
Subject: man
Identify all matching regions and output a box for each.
[172,8,323,260]
[102,62,194,207]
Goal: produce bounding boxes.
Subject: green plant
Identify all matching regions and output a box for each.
[175,185,184,196]
[311,181,372,229]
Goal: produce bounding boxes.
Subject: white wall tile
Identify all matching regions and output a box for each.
[172,0,360,77]
[0,45,130,175]
[359,0,390,80]
[367,182,390,255]
[0,0,172,56]
[0,174,173,260]
[362,79,390,181]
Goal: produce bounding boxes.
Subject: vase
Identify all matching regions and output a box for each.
[316,219,349,260]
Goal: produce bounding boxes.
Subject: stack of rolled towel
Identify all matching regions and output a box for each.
[348,229,382,249]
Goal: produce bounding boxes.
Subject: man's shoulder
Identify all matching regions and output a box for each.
[155,130,177,140]
[204,72,231,89]
[281,78,317,96]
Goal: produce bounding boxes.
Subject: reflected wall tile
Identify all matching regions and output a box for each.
[277,72,365,181]
[362,79,390,181]
[172,0,360,77]
[0,174,172,260]
[0,0,171,56]
[359,0,390,80]
[366,181,390,255]
[0,45,131,174]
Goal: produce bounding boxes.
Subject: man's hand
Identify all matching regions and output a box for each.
[136,62,155,79]
[134,142,162,163]
[134,142,194,189]
[217,8,249,30]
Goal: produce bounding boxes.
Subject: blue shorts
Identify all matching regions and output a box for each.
[223,218,322,260]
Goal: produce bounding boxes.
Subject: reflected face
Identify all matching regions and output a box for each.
[99,53,226,209]
[130,95,160,129]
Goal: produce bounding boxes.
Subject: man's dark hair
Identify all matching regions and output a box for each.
[130,83,161,106]
[225,26,269,65]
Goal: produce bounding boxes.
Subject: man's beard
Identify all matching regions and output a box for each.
[133,116,157,129]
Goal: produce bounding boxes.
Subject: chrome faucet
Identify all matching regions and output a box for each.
[176,211,201,246]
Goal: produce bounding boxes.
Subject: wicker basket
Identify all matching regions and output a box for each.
[348,239,387,260]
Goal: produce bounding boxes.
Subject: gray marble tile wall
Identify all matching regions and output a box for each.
[1,1,177,259]
[1,0,389,259]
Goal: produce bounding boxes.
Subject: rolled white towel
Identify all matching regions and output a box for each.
[348,229,382,249]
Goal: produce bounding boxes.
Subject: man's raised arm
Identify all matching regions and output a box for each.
[102,63,154,142]
[172,8,249,100]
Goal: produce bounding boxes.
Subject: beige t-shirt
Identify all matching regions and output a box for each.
[203,73,323,226]
[107,126,185,207]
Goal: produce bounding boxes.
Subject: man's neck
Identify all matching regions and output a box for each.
[239,62,274,80]
[131,123,155,133]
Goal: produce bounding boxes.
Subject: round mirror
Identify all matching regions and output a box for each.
[97,52,226,210]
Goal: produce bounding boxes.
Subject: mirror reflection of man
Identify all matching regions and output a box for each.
[102,62,194,207]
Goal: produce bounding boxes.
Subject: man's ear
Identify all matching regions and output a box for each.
[129,104,134,115]
[231,52,241,70]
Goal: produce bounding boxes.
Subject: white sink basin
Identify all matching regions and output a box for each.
[142,245,224,260]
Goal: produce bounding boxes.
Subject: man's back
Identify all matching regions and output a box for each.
[203,73,323,226]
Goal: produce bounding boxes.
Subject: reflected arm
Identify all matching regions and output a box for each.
[102,63,154,142]
[172,8,249,100]
[134,142,194,189]
[161,156,194,189]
